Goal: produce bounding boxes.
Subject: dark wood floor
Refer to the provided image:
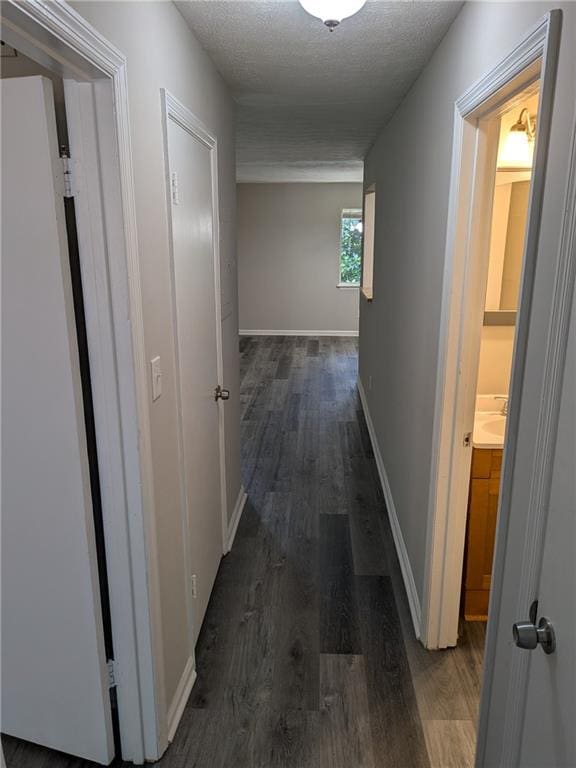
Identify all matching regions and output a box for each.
[3,335,485,768]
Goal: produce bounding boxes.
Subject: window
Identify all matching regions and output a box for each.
[339,209,363,286]
[361,188,375,300]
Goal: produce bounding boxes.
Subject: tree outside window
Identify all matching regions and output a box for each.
[339,209,363,286]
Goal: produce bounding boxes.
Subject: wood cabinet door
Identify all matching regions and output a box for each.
[464,477,499,618]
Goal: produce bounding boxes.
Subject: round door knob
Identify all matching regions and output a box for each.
[513,617,555,654]
[513,621,538,650]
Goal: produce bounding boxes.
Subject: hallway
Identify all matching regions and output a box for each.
[2,336,485,768]
[2,2,575,764]
[168,336,485,767]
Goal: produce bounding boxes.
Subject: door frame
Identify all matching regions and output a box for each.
[422,10,562,651]
[159,88,228,737]
[0,1,163,762]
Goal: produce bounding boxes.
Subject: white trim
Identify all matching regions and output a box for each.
[226,487,248,554]
[239,329,359,337]
[337,283,361,290]
[162,89,218,152]
[0,1,163,762]
[357,378,421,638]
[165,658,197,744]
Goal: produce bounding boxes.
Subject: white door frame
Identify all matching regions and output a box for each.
[0,1,163,762]
[421,9,564,647]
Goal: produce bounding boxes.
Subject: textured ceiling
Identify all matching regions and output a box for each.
[176,1,462,181]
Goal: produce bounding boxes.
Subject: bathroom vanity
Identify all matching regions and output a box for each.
[462,397,506,621]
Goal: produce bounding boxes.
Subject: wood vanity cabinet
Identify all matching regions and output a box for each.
[463,447,503,621]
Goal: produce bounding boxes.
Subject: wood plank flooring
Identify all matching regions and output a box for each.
[2,335,485,768]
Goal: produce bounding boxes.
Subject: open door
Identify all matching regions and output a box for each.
[516,299,575,766]
[1,76,115,764]
[474,12,576,765]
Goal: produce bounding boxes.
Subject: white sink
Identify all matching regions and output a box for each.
[473,411,506,448]
[483,419,506,438]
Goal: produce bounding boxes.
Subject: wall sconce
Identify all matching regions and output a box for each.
[498,108,536,169]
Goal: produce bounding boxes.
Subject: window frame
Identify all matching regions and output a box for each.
[361,186,376,301]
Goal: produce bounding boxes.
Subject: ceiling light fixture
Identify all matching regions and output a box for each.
[498,108,536,169]
[298,0,366,30]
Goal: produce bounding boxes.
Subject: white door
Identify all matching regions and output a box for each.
[517,295,575,767]
[1,76,115,764]
[476,36,576,760]
[165,107,223,643]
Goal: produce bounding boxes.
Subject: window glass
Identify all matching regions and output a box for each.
[339,209,363,286]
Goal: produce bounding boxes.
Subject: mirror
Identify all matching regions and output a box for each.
[484,171,531,326]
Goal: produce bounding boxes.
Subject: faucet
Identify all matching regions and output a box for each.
[495,396,508,416]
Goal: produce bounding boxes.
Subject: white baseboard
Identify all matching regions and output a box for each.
[357,377,422,638]
[226,486,247,553]
[239,329,359,337]
[166,656,197,743]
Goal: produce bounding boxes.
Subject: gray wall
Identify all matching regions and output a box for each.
[359,1,576,605]
[238,183,362,333]
[72,0,241,723]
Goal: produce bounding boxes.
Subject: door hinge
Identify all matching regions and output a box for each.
[59,147,74,198]
[107,658,117,689]
[463,431,472,447]
[191,574,198,599]
[171,171,180,205]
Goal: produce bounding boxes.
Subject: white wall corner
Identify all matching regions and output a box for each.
[226,485,247,553]
[357,377,422,638]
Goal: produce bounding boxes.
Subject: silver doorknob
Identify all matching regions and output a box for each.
[513,617,555,654]
[214,385,230,402]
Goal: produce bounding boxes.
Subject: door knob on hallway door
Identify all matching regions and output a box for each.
[513,617,556,654]
[214,385,230,402]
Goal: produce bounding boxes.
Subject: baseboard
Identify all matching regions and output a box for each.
[226,486,247,553]
[239,329,359,337]
[357,377,422,638]
[166,656,197,743]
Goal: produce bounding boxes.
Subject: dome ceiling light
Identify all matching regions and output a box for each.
[297,0,367,30]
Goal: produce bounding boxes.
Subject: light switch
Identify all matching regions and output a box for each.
[151,356,162,401]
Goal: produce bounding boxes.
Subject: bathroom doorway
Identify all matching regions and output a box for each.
[422,19,561,652]
[425,72,544,649]
[461,86,539,624]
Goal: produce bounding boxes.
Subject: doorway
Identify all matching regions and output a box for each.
[2,71,118,764]
[428,71,548,647]
[422,14,561,650]
[2,46,121,753]
[0,2,160,762]
[461,85,539,624]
